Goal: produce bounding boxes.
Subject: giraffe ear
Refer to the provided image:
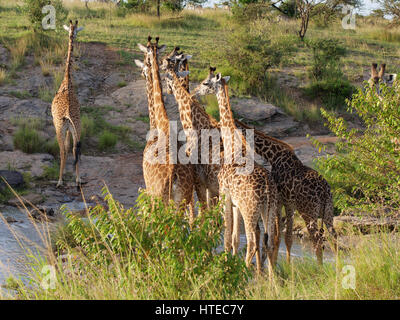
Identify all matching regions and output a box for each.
[177,71,190,78]
[77,27,84,33]
[185,55,192,61]
[138,43,147,53]
[134,60,144,68]
[215,73,222,82]
[223,76,230,83]
[63,25,70,32]
[158,45,167,53]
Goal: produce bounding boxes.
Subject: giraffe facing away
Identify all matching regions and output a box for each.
[51,20,84,189]
[136,37,195,220]
[197,67,338,264]
[200,71,280,275]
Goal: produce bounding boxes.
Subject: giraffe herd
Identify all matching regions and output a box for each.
[50,25,395,276]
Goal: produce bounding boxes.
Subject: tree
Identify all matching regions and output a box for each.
[377,0,400,25]
[23,0,68,31]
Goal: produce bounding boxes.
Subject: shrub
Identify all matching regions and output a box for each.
[306,38,346,81]
[98,130,117,151]
[314,81,400,216]
[209,21,295,96]
[22,0,68,31]
[304,78,355,110]
[13,125,44,154]
[25,189,250,299]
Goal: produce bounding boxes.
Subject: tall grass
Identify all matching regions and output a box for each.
[8,189,249,300]
[3,188,400,300]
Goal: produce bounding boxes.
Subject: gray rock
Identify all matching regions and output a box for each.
[0,96,51,121]
[0,170,24,191]
[0,151,54,178]
[231,98,278,121]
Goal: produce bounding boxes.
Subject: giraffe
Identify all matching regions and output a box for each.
[197,67,338,264]
[51,20,84,189]
[136,37,195,221]
[197,71,280,275]
[369,63,397,95]
[163,58,221,213]
[164,56,281,267]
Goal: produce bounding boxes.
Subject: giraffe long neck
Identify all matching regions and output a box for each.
[171,72,218,132]
[144,65,156,130]
[216,82,248,159]
[64,35,74,83]
[150,52,169,134]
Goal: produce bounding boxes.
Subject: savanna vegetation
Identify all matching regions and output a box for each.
[1,0,400,300]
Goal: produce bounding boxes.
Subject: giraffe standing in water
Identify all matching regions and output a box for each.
[195,70,280,275]
[197,67,337,264]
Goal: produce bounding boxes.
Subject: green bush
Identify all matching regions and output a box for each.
[209,22,295,96]
[98,130,117,151]
[13,125,44,154]
[30,189,250,299]
[304,78,354,110]
[22,0,68,31]
[306,38,346,81]
[314,82,400,216]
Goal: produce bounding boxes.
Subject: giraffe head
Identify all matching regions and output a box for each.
[137,36,166,68]
[163,53,192,94]
[369,63,397,94]
[134,59,150,80]
[63,20,84,41]
[195,67,230,96]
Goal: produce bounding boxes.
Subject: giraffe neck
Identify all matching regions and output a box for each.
[150,51,169,134]
[171,72,218,132]
[64,35,74,84]
[216,81,248,160]
[179,60,190,93]
[144,65,156,130]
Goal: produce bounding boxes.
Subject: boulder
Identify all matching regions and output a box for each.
[0,170,24,191]
[231,98,278,121]
[0,151,54,178]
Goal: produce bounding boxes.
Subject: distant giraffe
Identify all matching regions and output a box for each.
[197,67,337,264]
[51,20,84,189]
[136,37,195,221]
[369,63,397,95]
[197,71,280,275]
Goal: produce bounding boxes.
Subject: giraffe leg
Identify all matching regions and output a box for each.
[324,200,338,253]
[261,198,279,280]
[71,131,81,190]
[285,206,294,264]
[64,130,71,166]
[255,222,262,273]
[243,220,258,271]
[232,206,241,256]
[56,128,67,188]
[221,191,233,253]
[304,215,323,264]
